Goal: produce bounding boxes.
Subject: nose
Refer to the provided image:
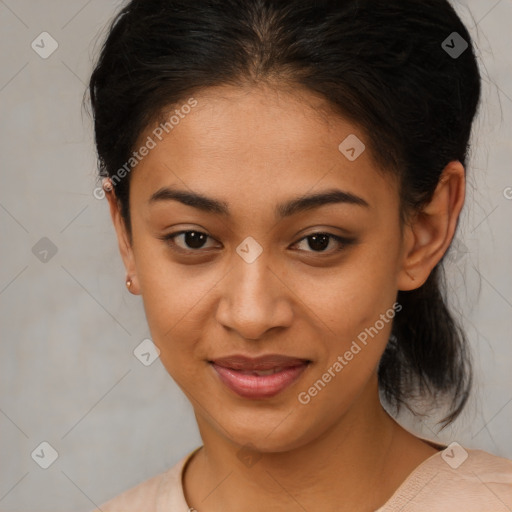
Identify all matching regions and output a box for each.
[215,254,294,341]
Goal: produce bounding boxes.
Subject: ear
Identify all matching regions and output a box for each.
[397,161,465,291]
[104,182,141,295]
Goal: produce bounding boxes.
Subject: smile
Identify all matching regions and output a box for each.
[209,354,311,399]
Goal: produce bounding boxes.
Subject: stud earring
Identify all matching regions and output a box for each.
[126,277,132,289]
[102,177,113,192]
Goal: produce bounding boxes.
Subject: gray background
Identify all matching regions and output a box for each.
[0,1,511,510]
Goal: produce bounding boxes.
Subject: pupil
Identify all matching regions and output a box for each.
[185,231,206,249]
[309,234,329,251]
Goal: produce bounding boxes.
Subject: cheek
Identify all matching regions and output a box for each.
[298,249,399,337]
[295,244,400,401]
[296,277,398,420]
[131,242,204,365]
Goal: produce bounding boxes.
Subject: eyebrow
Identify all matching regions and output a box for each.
[148,186,369,219]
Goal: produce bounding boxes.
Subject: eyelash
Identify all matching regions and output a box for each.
[159,230,353,256]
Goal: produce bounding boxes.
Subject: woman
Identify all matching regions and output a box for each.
[87,0,512,510]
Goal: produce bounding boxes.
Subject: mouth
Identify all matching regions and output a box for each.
[208,354,311,399]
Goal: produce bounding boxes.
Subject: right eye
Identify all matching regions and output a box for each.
[159,230,220,253]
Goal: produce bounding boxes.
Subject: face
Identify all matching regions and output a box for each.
[110,84,414,452]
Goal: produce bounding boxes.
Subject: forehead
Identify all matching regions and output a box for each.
[130,84,397,211]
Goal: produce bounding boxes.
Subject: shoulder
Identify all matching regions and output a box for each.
[89,448,199,512]
[462,448,512,473]
[379,447,512,511]
[443,448,512,490]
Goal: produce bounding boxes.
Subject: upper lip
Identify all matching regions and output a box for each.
[210,354,310,371]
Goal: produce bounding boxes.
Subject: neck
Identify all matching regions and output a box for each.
[184,378,434,512]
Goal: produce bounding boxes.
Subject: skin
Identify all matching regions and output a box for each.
[105,83,465,511]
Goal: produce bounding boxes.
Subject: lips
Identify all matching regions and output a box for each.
[209,354,310,399]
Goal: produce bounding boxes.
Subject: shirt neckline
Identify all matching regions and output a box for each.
[173,438,448,512]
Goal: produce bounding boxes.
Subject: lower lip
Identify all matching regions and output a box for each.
[210,362,309,399]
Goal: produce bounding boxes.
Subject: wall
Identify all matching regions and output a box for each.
[0,1,511,510]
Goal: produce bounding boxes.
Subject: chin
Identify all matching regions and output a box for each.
[215,407,324,454]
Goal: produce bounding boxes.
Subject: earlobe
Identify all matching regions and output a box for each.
[104,179,141,295]
[397,161,465,291]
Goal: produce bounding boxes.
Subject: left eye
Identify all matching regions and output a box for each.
[160,230,350,254]
[294,233,349,253]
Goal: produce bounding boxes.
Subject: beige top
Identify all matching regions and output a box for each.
[94,443,512,511]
